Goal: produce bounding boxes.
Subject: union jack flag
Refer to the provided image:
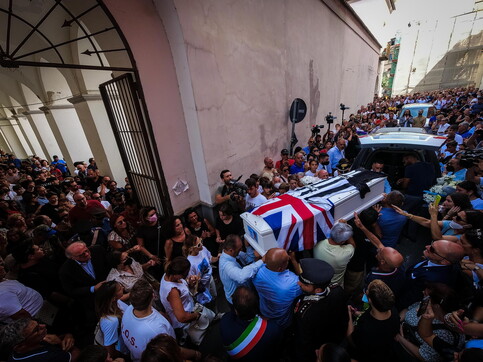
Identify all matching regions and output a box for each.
[251,194,334,251]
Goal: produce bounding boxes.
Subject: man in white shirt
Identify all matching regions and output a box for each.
[244,178,267,212]
[0,256,43,323]
[219,235,264,304]
[313,222,355,287]
[121,279,175,362]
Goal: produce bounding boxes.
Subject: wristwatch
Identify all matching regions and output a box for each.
[474,266,480,271]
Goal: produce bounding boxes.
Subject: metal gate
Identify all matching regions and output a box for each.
[99,73,172,218]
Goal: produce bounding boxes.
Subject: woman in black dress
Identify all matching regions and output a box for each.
[136,206,165,279]
[163,216,190,263]
[183,208,217,256]
[215,203,244,244]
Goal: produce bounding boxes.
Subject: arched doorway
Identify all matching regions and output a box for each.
[0,0,172,217]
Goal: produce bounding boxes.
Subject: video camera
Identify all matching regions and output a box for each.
[325,112,337,124]
[311,124,325,136]
[227,178,248,201]
[340,103,350,111]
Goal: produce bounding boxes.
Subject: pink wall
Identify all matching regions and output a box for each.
[104,0,199,215]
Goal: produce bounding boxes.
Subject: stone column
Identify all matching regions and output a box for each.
[15,115,47,159]
[68,93,126,183]
[23,110,62,161]
[0,118,28,158]
[39,105,93,172]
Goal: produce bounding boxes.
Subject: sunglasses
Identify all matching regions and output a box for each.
[429,242,448,262]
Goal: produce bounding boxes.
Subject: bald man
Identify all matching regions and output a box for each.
[365,247,405,303]
[58,241,108,345]
[403,239,465,308]
[253,248,302,329]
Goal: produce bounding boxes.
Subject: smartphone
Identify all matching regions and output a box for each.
[417,296,430,317]
[434,195,442,208]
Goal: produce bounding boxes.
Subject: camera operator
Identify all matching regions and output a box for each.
[215,170,245,214]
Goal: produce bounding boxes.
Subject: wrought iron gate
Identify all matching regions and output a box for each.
[99,73,172,218]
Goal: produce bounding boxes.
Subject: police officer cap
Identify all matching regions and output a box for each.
[299,258,334,285]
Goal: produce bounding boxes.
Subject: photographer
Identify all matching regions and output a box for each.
[214,170,245,214]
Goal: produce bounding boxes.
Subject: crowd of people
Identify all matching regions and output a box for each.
[0,86,483,362]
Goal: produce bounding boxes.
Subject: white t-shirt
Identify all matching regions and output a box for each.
[188,247,214,304]
[121,305,175,362]
[188,247,213,277]
[99,300,128,354]
[0,280,43,323]
[245,193,267,212]
[313,239,355,287]
[159,275,194,329]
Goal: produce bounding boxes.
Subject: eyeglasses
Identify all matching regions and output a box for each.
[429,242,448,262]
[116,219,126,225]
[196,242,203,248]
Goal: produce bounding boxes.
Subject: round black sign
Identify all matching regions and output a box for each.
[289,98,307,124]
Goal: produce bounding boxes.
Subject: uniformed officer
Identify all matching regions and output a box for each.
[290,258,349,362]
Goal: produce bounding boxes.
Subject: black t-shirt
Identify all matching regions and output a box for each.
[136,224,163,257]
[351,308,400,362]
[215,214,244,240]
[18,258,62,299]
[405,161,435,196]
[347,227,377,272]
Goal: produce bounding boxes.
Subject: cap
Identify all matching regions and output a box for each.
[299,258,334,286]
[33,224,57,237]
[281,149,289,155]
[336,158,351,171]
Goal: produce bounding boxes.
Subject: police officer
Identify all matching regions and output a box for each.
[290,258,349,362]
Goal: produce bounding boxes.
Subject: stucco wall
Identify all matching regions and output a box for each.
[106,0,379,213]
[105,0,200,215]
[172,0,379,199]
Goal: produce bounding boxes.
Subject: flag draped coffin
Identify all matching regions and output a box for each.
[241,170,386,254]
[248,194,334,252]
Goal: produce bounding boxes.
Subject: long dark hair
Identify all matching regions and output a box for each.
[95,280,122,318]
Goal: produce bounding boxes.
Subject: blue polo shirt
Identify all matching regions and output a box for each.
[290,163,305,174]
[253,265,302,329]
[378,207,407,248]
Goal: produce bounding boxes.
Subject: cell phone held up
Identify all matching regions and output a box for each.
[417,296,430,317]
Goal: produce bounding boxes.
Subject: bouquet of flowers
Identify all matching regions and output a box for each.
[423,175,458,204]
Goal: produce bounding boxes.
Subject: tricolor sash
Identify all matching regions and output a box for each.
[225,316,267,359]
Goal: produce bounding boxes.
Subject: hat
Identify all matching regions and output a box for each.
[336,158,351,172]
[33,224,57,237]
[281,149,289,155]
[299,258,334,286]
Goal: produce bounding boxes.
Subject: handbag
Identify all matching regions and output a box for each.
[187,303,215,345]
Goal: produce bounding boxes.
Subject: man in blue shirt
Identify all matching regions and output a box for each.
[327,138,346,171]
[219,235,264,304]
[377,191,408,248]
[51,155,69,176]
[289,152,305,174]
[253,248,302,329]
[445,158,467,181]
[371,160,391,193]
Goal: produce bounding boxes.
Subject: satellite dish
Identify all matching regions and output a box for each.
[289,98,307,124]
